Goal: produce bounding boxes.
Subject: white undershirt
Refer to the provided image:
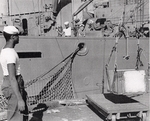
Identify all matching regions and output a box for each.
[63,27,71,37]
[0,48,21,76]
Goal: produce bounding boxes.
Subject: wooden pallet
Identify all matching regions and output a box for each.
[86,93,149,121]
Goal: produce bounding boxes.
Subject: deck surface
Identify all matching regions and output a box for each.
[27,93,149,121]
[38,105,103,121]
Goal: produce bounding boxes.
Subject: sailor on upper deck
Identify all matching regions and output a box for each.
[63,21,71,37]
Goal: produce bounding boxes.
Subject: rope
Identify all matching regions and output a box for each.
[105,36,119,70]
[114,37,119,71]
[0,95,8,110]
[105,37,119,92]
[31,0,36,13]
[126,0,148,23]
[13,0,21,15]
[105,13,128,92]
[135,40,144,70]
[102,37,106,93]
[134,1,145,70]
[25,51,74,88]
[27,58,74,105]
[107,4,124,21]
[55,37,65,59]
[25,45,83,106]
[0,44,84,111]
[123,0,126,24]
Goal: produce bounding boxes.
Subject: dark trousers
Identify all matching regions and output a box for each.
[2,75,28,121]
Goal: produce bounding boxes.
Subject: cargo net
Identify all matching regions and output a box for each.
[25,52,76,106]
[0,51,76,109]
[0,95,8,110]
[0,43,85,109]
[25,43,86,106]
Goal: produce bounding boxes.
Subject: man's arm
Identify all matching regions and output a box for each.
[7,63,25,111]
[57,29,64,35]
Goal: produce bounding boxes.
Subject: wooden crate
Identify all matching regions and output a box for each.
[106,69,148,95]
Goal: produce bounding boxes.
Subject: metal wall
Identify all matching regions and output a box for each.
[0,36,149,98]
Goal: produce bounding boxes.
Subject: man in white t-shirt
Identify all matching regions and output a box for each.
[63,21,72,37]
[0,26,28,121]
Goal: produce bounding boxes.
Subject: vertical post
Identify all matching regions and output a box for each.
[72,0,75,35]
[136,0,139,27]
[123,0,126,24]
[102,37,106,94]
[148,32,150,77]
[7,0,10,16]
[142,0,144,24]
[139,0,142,26]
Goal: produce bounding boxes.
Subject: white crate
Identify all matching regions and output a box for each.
[107,69,148,95]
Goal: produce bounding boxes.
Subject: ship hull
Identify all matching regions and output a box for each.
[0,36,149,98]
